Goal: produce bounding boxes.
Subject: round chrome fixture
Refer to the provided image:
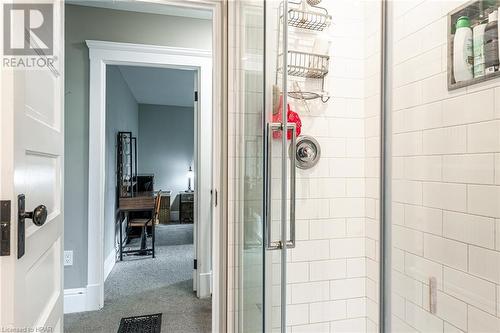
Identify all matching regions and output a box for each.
[293,135,321,169]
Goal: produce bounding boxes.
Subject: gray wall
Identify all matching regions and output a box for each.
[104,66,138,260]
[138,104,194,216]
[64,4,212,289]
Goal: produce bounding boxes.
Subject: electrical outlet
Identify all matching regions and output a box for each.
[64,250,73,266]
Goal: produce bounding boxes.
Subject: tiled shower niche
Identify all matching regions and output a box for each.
[448,0,500,90]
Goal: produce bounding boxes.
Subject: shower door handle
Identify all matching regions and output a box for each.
[264,123,296,250]
[286,123,296,249]
[265,122,283,250]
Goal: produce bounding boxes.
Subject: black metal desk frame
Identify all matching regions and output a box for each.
[118,207,155,261]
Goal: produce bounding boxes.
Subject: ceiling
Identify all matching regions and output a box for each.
[117,66,195,107]
[66,1,212,20]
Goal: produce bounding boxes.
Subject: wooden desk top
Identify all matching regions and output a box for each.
[118,192,155,211]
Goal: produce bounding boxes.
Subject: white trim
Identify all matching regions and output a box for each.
[207,2,226,332]
[199,272,212,297]
[85,283,101,311]
[86,40,211,58]
[86,40,215,309]
[63,288,87,314]
[104,250,116,282]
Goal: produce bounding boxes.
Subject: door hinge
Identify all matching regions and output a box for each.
[0,200,11,256]
[194,259,198,270]
[194,91,198,102]
[211,189,218,207]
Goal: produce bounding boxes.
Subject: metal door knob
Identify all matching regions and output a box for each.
[20,205,48,226]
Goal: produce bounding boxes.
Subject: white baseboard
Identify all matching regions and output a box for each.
[198,272,212,298]
[64,288,87,314]
[104,250,116,281]
[193,269,197,292]
[86,283,102,311]
[66,254,113,315]
[210,270,213,294]
[64,284,101,313]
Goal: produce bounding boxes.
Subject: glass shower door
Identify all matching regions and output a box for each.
[234,0,267,328]
[265,0,296,332]
[229,0,293,332]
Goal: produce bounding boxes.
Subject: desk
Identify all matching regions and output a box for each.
[119,191,155,210]
[118,191,156,260]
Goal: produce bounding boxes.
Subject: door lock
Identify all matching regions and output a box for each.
[18,194,48,259]
[0,200,11,256]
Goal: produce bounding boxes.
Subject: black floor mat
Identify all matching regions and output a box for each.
[117,313,162,333]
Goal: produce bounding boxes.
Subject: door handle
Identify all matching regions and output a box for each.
[265,122,282,250]
[286,123,296,249]
[17,194,48,259]
[264,123,297,250]
[20,205,48,226]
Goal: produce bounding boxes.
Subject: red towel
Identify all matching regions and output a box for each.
[272,97,302,140]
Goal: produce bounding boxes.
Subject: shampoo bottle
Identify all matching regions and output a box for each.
[484,10,499,74]
[473,20,487,77]
[453,16,473,82]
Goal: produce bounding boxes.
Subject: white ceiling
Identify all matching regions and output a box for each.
[117,66,195,107]
[67,1,212,20]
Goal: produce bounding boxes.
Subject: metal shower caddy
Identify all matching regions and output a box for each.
[276,0,332,103]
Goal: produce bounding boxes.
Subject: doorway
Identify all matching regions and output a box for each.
[62,2,220,332]
[65,61,212,332]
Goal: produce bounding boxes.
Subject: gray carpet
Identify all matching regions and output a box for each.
[154,223,194,246]
[64,224,211,333]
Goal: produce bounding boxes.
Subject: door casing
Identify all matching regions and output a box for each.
[85,40,216,306]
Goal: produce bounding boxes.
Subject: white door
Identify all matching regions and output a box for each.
[0,1,64,331]
[192,71,198,293]
[194,64,213,299]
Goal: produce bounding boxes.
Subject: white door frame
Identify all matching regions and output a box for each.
[85,39,216,309]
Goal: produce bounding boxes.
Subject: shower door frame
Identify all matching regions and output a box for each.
[380,0,391,332]
[263,0,298,331]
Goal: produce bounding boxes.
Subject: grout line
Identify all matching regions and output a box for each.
[393,198,498,220]
[393,119,500,136]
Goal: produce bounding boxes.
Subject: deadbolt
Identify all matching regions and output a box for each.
[0,200,11,256]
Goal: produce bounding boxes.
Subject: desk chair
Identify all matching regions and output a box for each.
[127,190,162,258]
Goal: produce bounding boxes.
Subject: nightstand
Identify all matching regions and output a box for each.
[179,191,194,224]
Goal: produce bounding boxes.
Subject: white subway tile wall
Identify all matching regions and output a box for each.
[391,1,500,332]
[364,0,382,330]
[285,0,380,330]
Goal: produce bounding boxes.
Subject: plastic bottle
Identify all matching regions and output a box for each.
[484,10,499,74]
[453,16,473,82]
[473,21,487,77]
